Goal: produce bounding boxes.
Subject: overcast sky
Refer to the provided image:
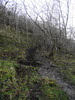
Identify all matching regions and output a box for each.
[6,0,75,29]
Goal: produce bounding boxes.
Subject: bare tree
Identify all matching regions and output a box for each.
[22,1,59,50]
[57,0,70,37]
[22,0,72,56]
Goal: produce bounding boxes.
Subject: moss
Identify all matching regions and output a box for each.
[0,60,30,100]
[0,35,27,61]
[53,54,75,85]
[40,77,68,100]
[15,65,39,88]
[0,60,17,99]
[0,60,68,100]
[0,28,69,100]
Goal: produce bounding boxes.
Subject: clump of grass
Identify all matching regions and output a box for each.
[0,60,68,100]
[53,54,75,85]
[40,77,68,100]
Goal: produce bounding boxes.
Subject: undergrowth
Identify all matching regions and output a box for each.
[53,54,75,85]
[0,60,68,100]
[0,27,69,100]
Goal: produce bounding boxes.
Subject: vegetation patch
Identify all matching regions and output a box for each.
[0,59,68,100]
[40,77,68,100]
[53,54,75,85]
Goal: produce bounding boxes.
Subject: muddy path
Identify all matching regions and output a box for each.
[38,58,75,100]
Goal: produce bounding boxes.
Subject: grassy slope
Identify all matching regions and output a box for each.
[0,60,68,100]
[53,54,75,85]
[0,27,68,100]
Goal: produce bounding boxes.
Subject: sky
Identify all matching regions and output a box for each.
[6,0,75,29]
[2,0,75,33]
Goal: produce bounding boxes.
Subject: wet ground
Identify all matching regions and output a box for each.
[38,58,75,100]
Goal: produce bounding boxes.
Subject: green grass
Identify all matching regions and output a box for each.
[53,54,75,85]
[0,26,69,100]
[40,77,68,100]
[0,34,27,61]
[0,60,18,100]
[0,60,31,100]
[0,59,68,100]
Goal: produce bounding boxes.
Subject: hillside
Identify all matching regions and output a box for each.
[0,25,75,100]
[0,26,71,100]
[0,1,75,100]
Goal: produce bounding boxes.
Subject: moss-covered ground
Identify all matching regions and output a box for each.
[53,54,75,85]
[0,27,69,100]
[0,60,68,100]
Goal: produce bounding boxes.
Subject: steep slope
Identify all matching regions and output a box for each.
[38,58,75,100]
[0,28,68,100]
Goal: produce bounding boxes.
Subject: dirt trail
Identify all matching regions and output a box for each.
[38,59,75,100]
